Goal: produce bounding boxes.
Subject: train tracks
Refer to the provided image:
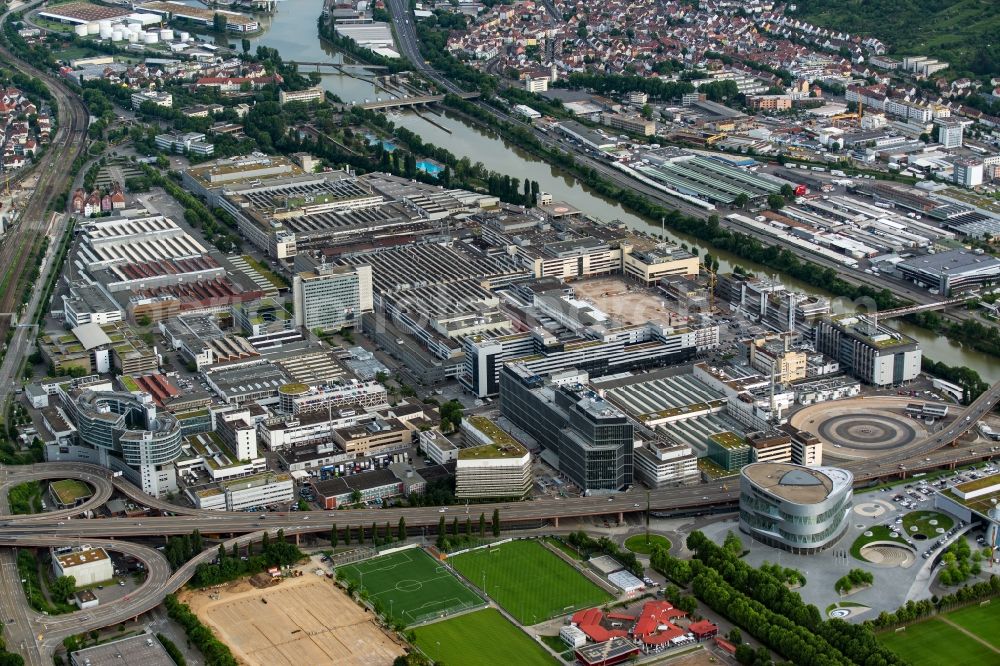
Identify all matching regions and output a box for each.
[0,26,88,341]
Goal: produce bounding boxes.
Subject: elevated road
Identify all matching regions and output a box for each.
[0,464,113,522]
[3,382,997,534]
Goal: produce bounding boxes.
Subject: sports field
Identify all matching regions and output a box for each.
[878,603,1000,665]
[338,548,484,626]
[449,539,612,625]
[412,609,558,666]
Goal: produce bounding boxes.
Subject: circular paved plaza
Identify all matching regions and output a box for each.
[791,399,929,460]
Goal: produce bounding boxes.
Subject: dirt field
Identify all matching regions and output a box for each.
[571,276,688,327]
[181,574,404,666]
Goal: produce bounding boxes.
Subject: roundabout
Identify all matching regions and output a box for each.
[791,399,930,460]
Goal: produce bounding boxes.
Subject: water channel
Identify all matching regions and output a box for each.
[235,0,999,380]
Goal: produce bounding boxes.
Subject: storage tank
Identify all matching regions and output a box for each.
[143,31,158,44]
[98,19,112,30]
[159,28,174,41]
[179,31,190,42]
[111,30,123,42]
[74,24,89,37]
[86,22,100,35]
[127,31,139,43]
[128,22,142,33]
[99,26,113,39]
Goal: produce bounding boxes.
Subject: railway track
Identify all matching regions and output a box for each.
[0,28,88,340]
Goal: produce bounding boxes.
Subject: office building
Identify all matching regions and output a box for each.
[188,471,293,511]
[455,416,532,499]
[632,438,699,488]
[155,131,213,156]
[951,157,984,188]
[739,462,853,553]
[131,90,173,110]
[814,315,920,386]
[293,263,373,332]
[746,335,807,383]
[935,118,965,149]
[500,365,633,492]
[602,112,656,136]
[55,387,183,497]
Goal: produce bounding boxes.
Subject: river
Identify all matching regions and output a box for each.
[236,0,1000,380]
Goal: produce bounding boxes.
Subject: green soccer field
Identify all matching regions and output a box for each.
[338,548,484,626]
[878,610,1000,666]
[413,609,559,666]
[947,603,1000,649]
[449,539,612,625]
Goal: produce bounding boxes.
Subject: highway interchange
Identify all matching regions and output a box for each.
[0,1,997,662]
[0,380,997,663]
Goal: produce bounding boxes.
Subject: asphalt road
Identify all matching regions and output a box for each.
[382,0,964,318]
[0,0,88,415]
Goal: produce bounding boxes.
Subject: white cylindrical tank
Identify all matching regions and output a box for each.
[98,19,112,29]
[160,28,174,40]
[128,22,142,33]
[127,31,139,43]
[99,27,112,39]
[111,30,123,41]
[179,31,190,42]
[143,31,158,44]
[74,24,89,37]
[86,22,100,35]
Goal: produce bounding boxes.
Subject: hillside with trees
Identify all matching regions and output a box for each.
[792,0,1000,76]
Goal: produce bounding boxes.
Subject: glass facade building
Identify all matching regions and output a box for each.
[500,363,633,491]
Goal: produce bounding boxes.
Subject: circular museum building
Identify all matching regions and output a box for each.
[739,462,853,553]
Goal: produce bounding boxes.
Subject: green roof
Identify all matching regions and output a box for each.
[954,473,1000,494]
[49,479,93,504]
[709,431,747,450]
[466,416,519,447]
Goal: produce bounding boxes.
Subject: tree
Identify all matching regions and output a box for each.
[212,12,227,33]
[50,575,76,601]
[241,38,250,54]
[344,524,351,546]
[723,531,743,557]
[733,193,749,209]
[640,103,653,120]
[351,489,362,505]
[492,508,501,537]
[262,531,270,549]
[728,627,742,644]
[372,521,378,545]
[398,517,406,542]
[331,524,338,548]
[451,517,459,536]
[479,512,486,538]
[767,194,786,211]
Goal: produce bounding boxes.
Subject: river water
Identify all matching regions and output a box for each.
[236,0,1000,380]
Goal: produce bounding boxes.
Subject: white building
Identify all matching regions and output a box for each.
[633,439,699,488]
[278,86,325,105]
[293,264,373,332]
[189,471,294,511]
[455,417,532,499]
[52,547,114,586]
[131,90,173,110]
[420,429,459,464]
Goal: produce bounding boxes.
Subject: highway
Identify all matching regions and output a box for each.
[0,378,993,663]
[3,380,1000,540]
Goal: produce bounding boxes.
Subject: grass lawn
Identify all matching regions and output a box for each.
[338,548,483,626]
[901,511,954,540]
[850,525,909,560]
[49,479,93,506]
[948,603,1000,649]
[879,617,999,666]
[449,539,612,625]
[624,534,670,555]
[413,609,558,666]
[545,537,583,561]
